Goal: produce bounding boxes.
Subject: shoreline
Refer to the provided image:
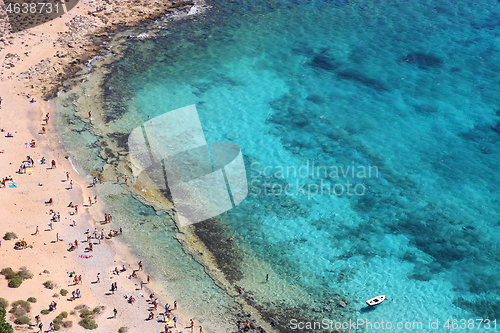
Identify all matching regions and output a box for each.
[0,1,222,332]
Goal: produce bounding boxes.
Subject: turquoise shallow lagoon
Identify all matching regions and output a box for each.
[56,0,500,331]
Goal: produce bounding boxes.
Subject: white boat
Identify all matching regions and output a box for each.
[366,295,386,306]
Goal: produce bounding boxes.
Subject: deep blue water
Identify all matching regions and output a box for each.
[56,0,500,331]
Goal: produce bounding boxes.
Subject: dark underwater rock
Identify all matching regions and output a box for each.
[492,122,500,133]
[402,52,444,69]
[414,104,438,114]
[337,70,389,92]
[310,54,339,71]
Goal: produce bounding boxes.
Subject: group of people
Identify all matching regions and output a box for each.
[48,209,60,222]
[73,274,83,285]
[71,289,82,300]
[104,213,113,223]
[48,301,57,311]
[14,238,28,249]
[68,202,79,214]
[0,176,13,187]
[236,319,256,331]
[18,155,34,173]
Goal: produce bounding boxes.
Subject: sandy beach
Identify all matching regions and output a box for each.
[0,1,217,332]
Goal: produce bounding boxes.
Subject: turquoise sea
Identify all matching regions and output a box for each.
[55,0,500,331]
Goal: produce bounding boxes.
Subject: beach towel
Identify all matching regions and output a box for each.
[26,169,33,175]
[8,182,17,188]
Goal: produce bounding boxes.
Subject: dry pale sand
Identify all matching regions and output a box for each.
[0,0,215,332]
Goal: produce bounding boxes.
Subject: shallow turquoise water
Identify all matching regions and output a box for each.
[57,0,500,331]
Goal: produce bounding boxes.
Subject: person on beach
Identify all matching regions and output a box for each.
[266,274,269,281]
[74,205,78,214]
[35,226,39,235]
[96,273,100,283]
[66,172,69,181]
[78,275,82,284]
[51,160,56,168]
[147,275,151,283]
[104,214,108,223]
[173,315,177,328]
[111,283,115,294]
[113,307,117,318]
[89,197,92,206]
[190,318,194,329]
[117,176,120,183]
[42,126,46,134]
[140,280,143,290]
[138,261,143,270]
[94,195,97,204]
[88,111,92,118]
[38,322,43,332]
[114,282,117,291]
[148,311,154,320]
[49,221,53,230]
[70,180,73,189]
[125,175,128,183]
[174,300,177,310]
